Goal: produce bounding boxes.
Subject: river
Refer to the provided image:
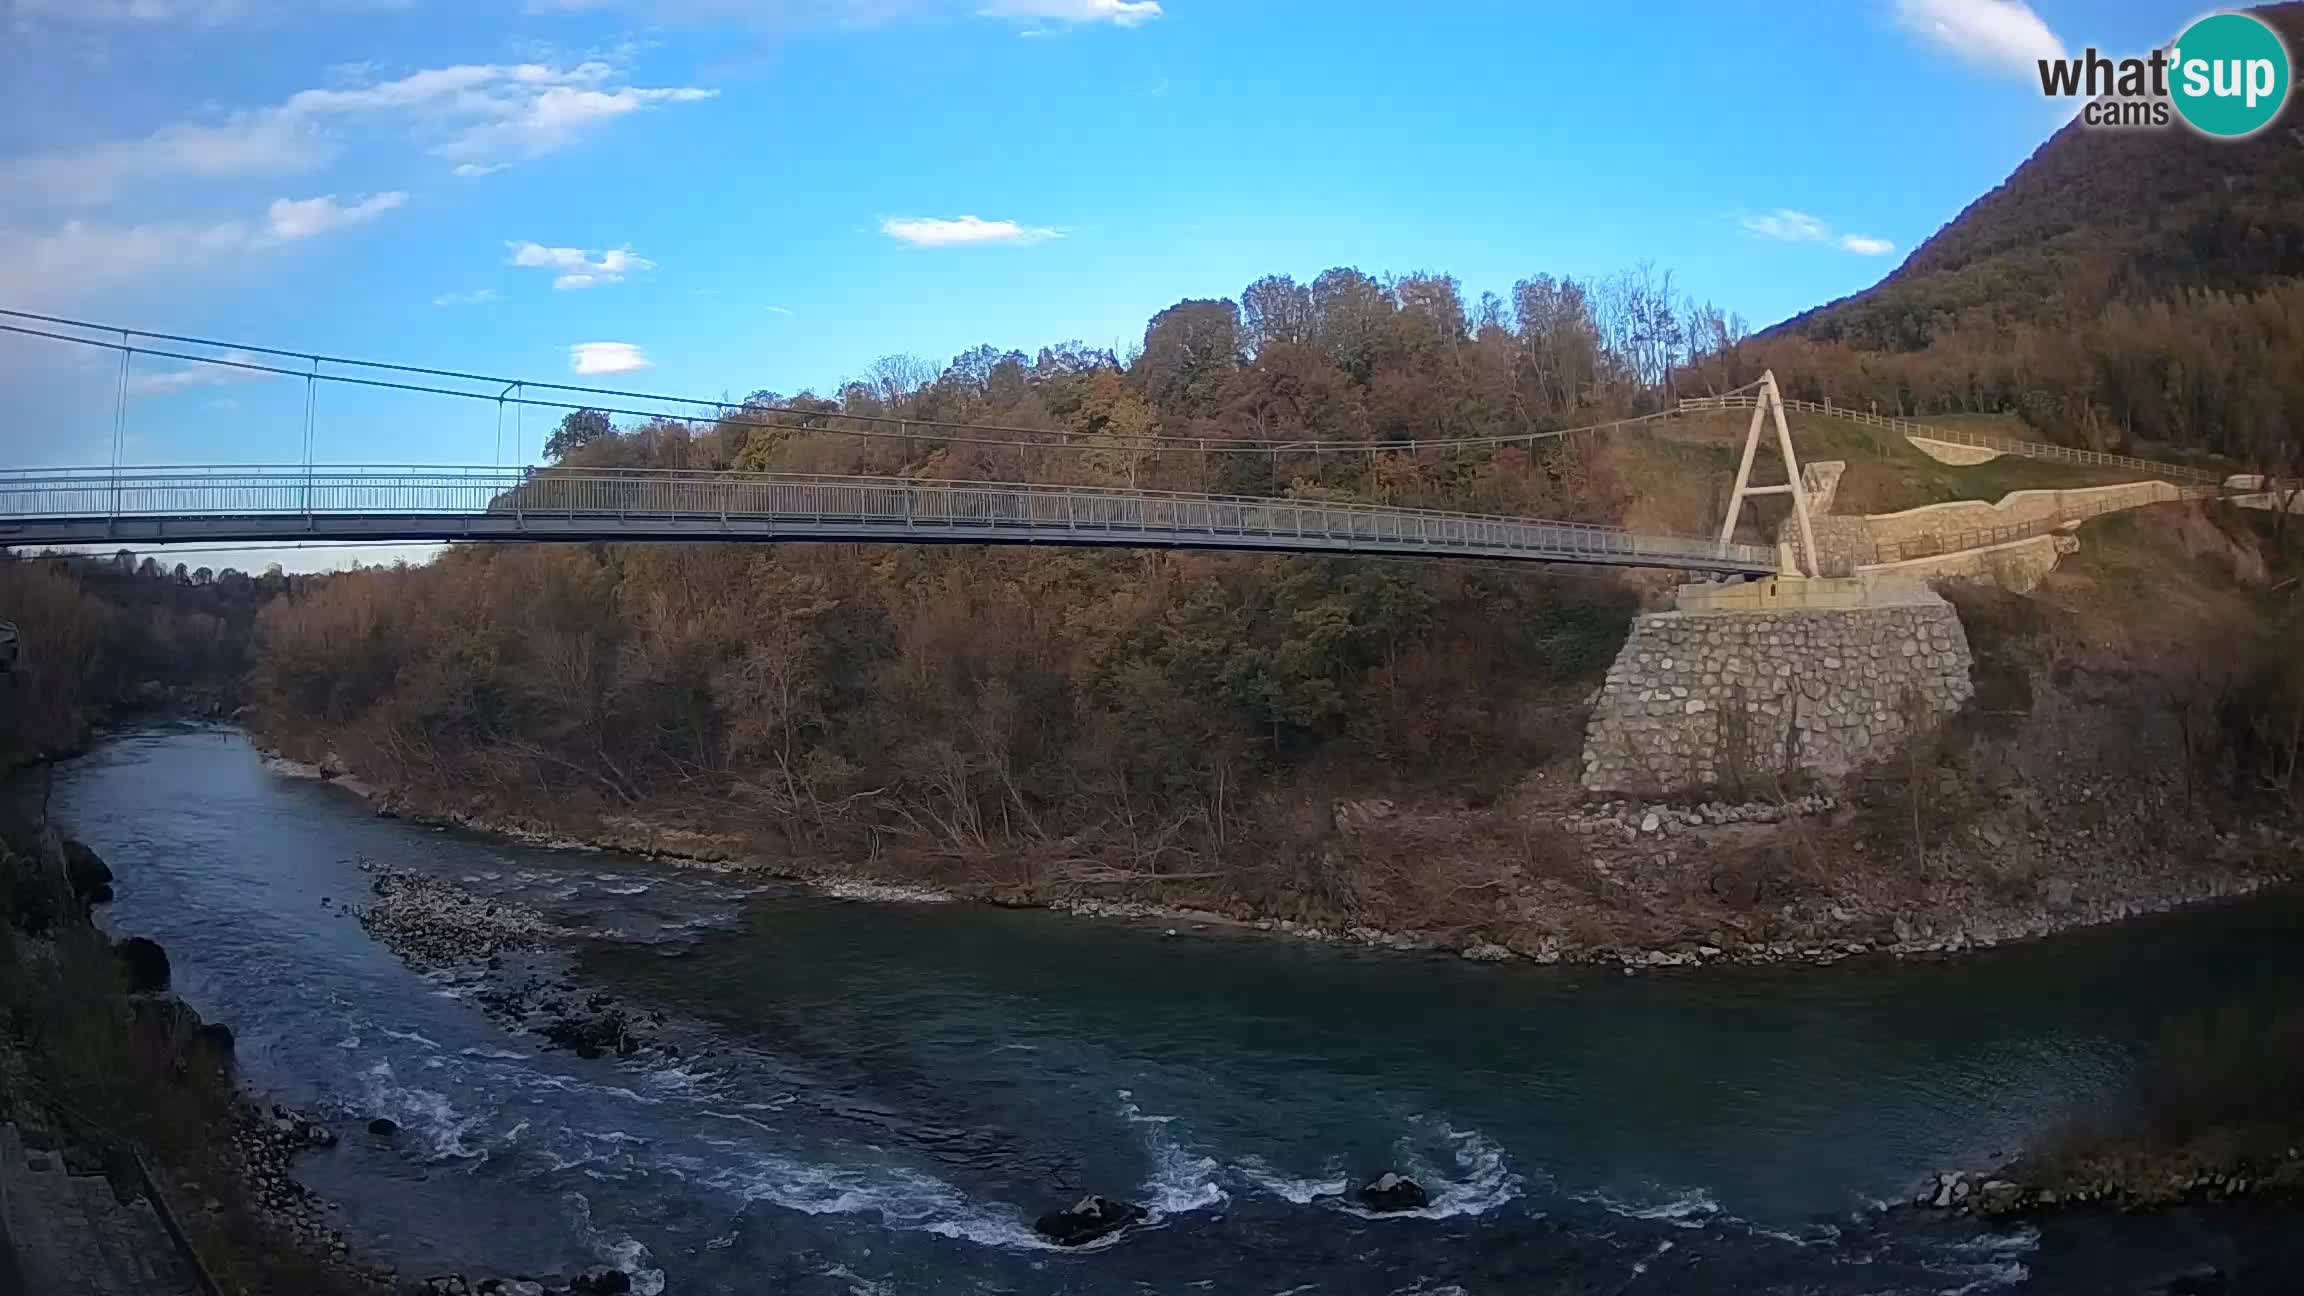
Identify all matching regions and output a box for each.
[24,724,2304,1294]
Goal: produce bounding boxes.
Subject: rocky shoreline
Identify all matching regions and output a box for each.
[351,862,557,969]
[1910,1152,2304,1223]
[346,862,676,1062]
[267,744,2300,977]
[230,1099,636,1296]
[0,822,649,1296]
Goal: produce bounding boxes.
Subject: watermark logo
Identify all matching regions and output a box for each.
[2037,10,2291,138]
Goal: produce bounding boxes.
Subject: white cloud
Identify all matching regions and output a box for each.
[880,215,1061,247]
[0,115,332,206]
[1736,209,1895,257]
[0,191,408,308]
[765,305,795,315]
[14,0,414,24]
[126,351,276,399]
[571,342,651,375]
[266,191,406,240]
[1894,0,2065,78]
[976,0,1161,25]
[1741,209,1832,243]
[508,241,657,290]
[0,61,714,205]
[12,0,252,23]
[434,288,500,306]
[0,219,254,306]
[429,84,718,163]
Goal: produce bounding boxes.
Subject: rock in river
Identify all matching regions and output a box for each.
[1358,1171,1430,1212]
[62,838,114,904]
[1033,1194,1146,1246]
[369,1118,400,1138]
[115,935,171,993]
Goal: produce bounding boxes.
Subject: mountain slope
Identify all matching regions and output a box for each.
[1771,1,2304,350]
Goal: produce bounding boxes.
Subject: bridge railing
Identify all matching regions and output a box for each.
[1677,394,2225,484]
[0,466,1779,571]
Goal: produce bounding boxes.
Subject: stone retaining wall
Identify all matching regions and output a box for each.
[1862,481,2183,547]
[1581,592,1975,795]
[1856,533,2077,595]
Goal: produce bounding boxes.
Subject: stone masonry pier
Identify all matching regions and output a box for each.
[1581,580,1975,796]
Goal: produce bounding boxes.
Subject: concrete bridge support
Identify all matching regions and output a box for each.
[1579,579,1975,797]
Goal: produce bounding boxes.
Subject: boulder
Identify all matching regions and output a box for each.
[368,1118,400,1138]
[62,839,114,904]
[115,936,171,993]
[1974,1179,2023,1213]
[1927,1171,1964,1209]
[2161,1265,2229,1295]
[1357,1171,1429,1212]
[570,1269,632,1295]
[318,752,348,780]
[1032,1194,1146,1247]
[190,1022,237,1075]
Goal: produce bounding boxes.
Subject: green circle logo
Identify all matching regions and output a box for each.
[2170,12,2291,138]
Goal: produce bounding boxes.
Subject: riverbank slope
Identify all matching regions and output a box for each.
[250,503,2304,970]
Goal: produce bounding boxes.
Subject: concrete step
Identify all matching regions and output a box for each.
[0,1123,201,1296]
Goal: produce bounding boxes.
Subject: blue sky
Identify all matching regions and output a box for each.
[0,0,2211,501]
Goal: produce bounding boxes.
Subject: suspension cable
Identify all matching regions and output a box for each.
[1,308,1762,458]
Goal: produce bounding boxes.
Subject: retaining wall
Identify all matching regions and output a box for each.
[1582,590,1974,796]
[1861,481,2184,547]
[1855,533,2077,595]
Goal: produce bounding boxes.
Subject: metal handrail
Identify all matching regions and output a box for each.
[46,1099,226,1296]
[1678,394,2224,484]
[0,465,1778,571]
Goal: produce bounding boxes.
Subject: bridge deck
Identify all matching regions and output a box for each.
[0,467,1779,574]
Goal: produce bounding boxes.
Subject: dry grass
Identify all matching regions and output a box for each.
[1595,410,2165,544]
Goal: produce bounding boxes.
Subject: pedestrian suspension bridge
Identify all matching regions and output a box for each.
[0,311,1811,577]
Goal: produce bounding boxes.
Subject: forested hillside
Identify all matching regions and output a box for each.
[1749,2,2304,464]
[246,258,1749,881]
[0,554,276,768]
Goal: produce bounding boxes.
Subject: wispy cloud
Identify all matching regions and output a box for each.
[126,351,276,399]
[880,215,1061,247]
[433,83,717,165]
[977,0,1161,26]
[1894,0,2064,79]
[0,115,332,207]
[508,240,657,290]
[0,61,714,205]
[434,288,501,306]
[0,191,410,308]
[765,305,795,315]
[571,342,651,375]
[1738,209,1895,257]
[15,0,413,25]
[515,0,1159,30]
[267,192,406,240]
